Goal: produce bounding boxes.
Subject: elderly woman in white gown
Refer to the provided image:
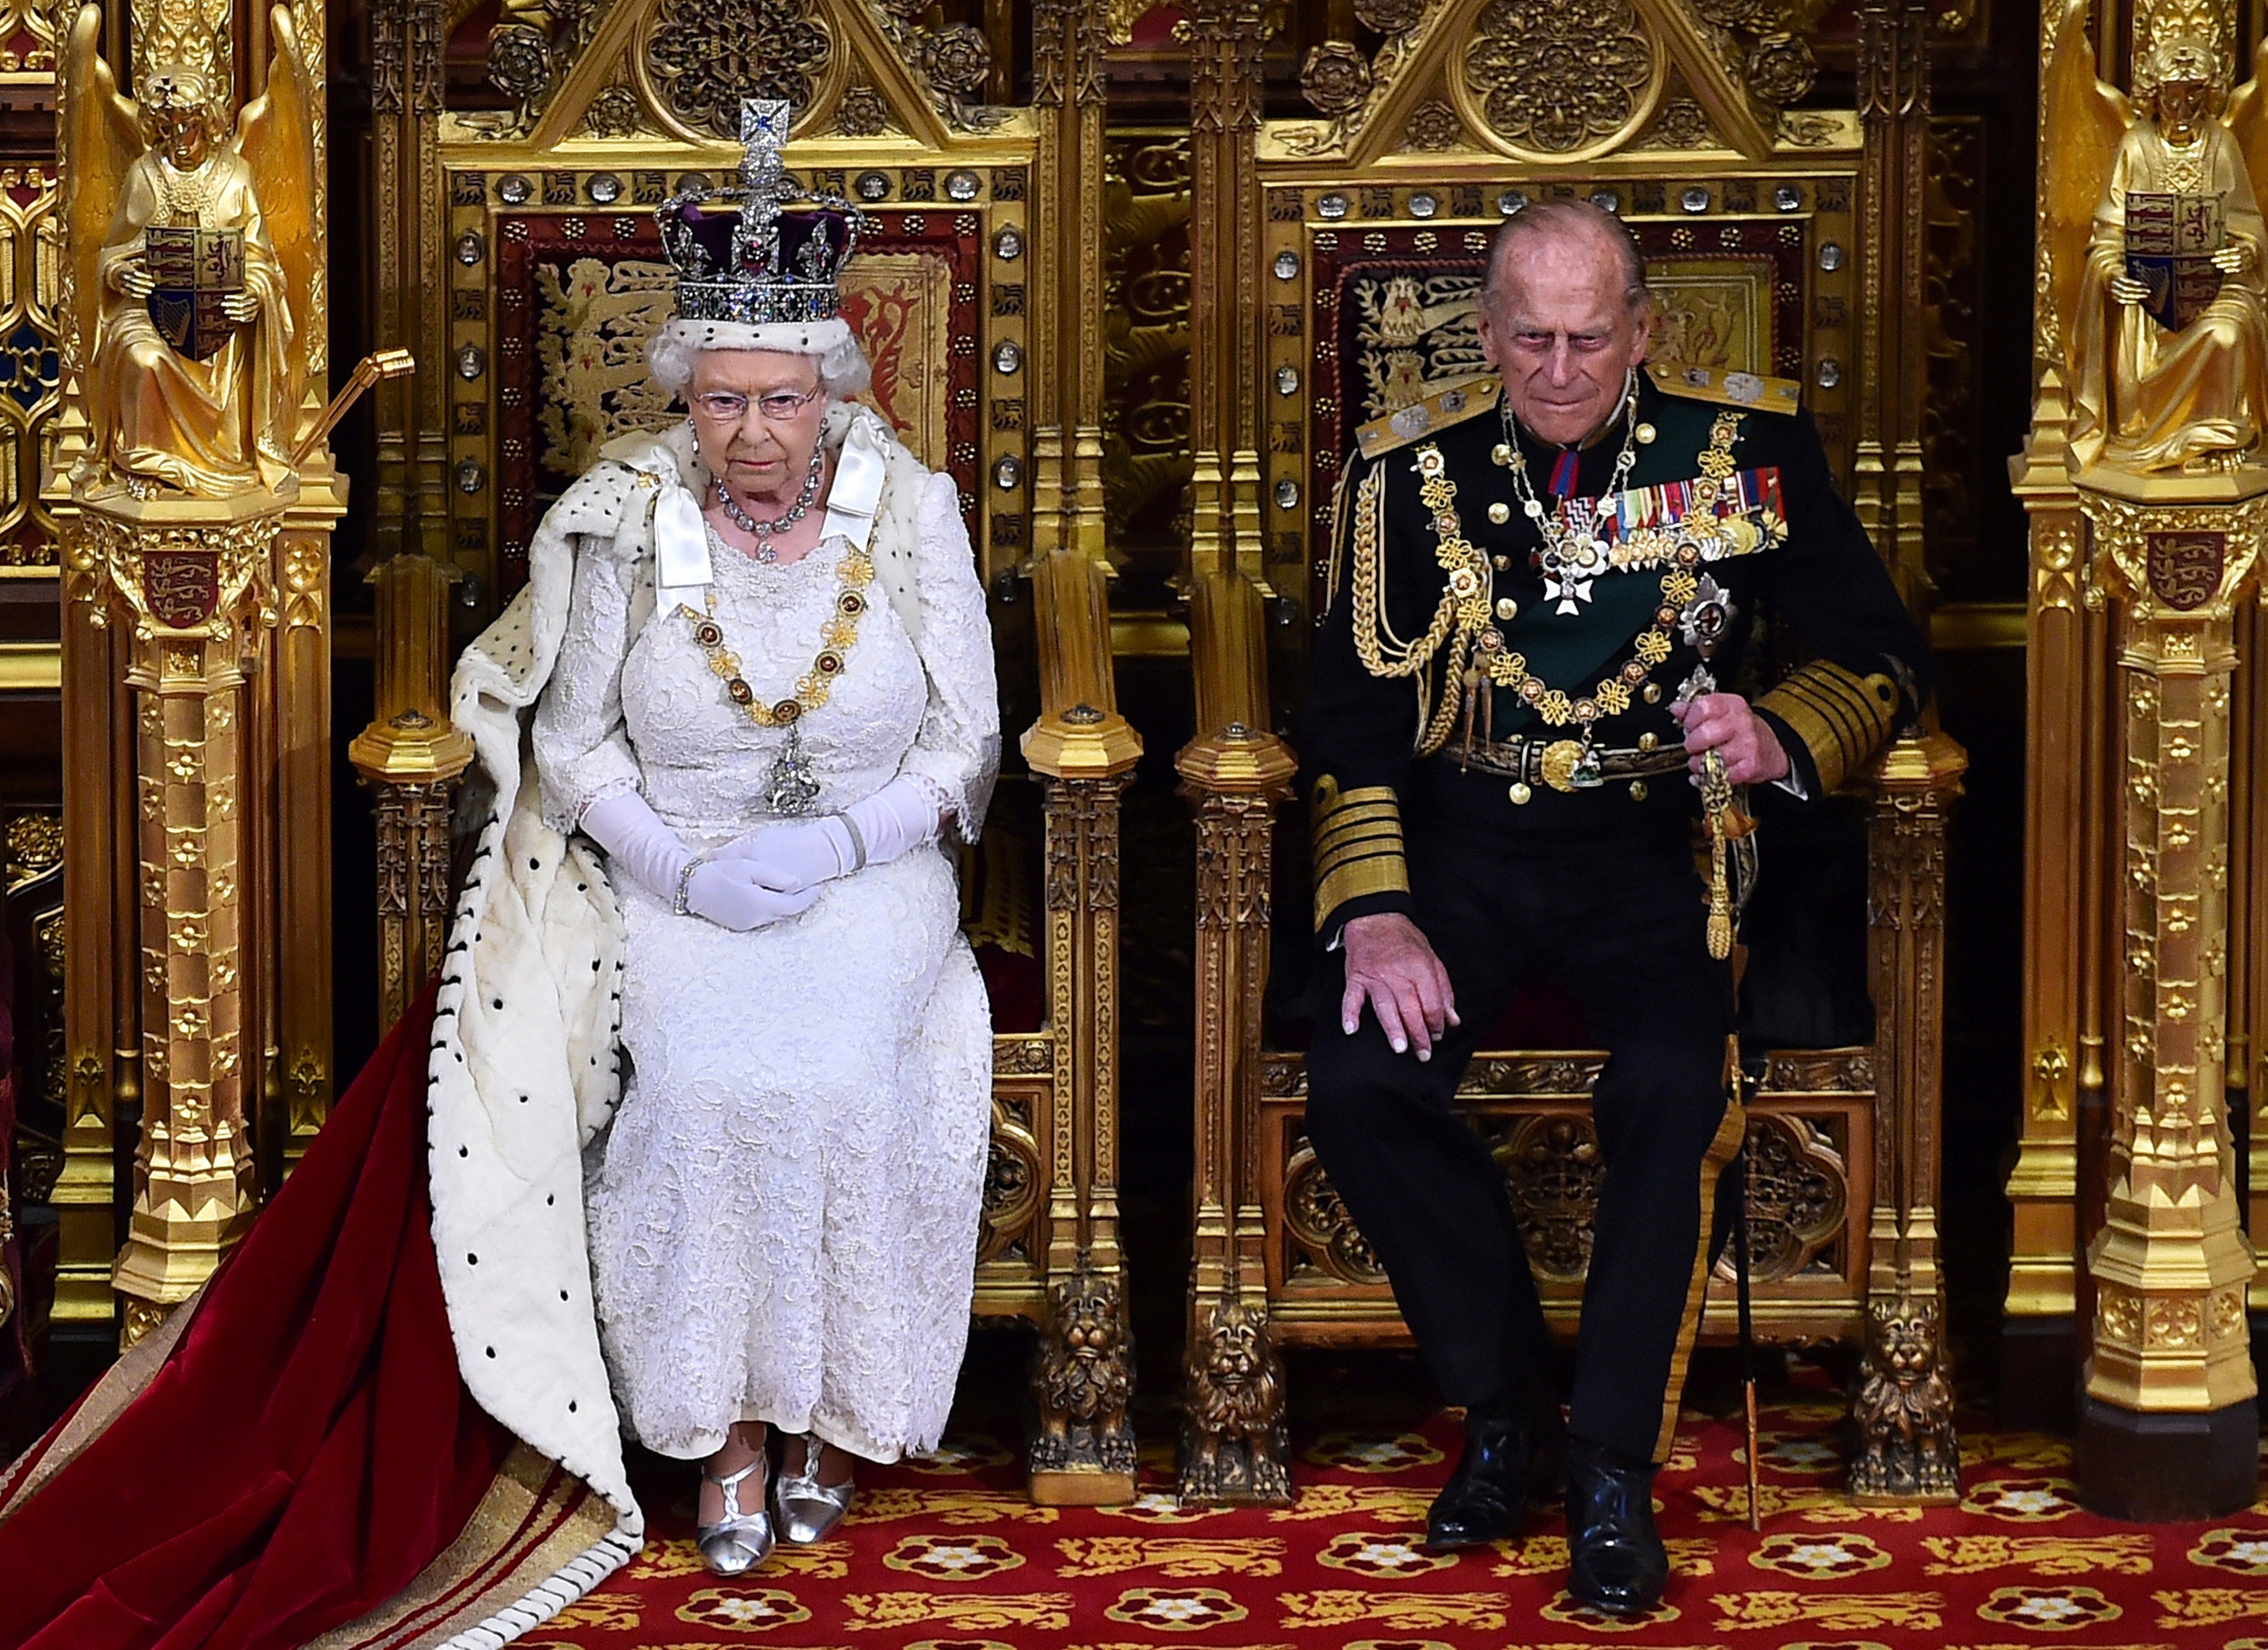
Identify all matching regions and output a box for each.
[500,152,998,1574]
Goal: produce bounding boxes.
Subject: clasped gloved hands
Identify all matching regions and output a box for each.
[711,774,946,893]
[581,776,949,932]
[580,790,819,932]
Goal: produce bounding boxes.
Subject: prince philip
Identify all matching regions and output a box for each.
[1300,201,1929,1615]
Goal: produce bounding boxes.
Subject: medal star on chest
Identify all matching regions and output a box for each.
[1394,406,1755,746]
[1542,567,1595,615]
[1504,416,1637,620]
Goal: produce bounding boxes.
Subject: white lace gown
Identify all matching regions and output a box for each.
[531,465,998,1464]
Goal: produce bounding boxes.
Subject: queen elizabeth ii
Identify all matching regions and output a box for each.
[427,102,998,1582]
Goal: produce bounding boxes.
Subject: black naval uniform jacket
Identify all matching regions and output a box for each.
[1304,361,1932,941]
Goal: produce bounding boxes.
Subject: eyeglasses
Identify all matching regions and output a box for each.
[690,385,823,424]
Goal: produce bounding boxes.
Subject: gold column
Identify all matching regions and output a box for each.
[53,521,124,1332]
[1851,0,1933,609]
[1023,0,1142,1506]
[2003,0,2104,1422]
[1177,0,1295,1506]
[2005,481,2094,1410]
[54,0,340,1339]
[369,0,450,564]
[2247,599,2268,1316]
[48,0,119,1336]
[2074,482,2262,1519]
[349,553,472,1033]
[1849,733,1966,1503]
[71,491,284,1343]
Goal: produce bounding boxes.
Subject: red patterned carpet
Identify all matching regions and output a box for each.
[520,1364,2268,1650]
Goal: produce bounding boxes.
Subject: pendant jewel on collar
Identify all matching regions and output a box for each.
[1501,375,1641,617]
[1418,443,1686,744]
[767,725,822,815]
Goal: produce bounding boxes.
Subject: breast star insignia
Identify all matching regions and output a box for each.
[1543,568,1596,615]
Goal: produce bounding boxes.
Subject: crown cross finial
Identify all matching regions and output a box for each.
[735,98,790,279]
[739,98,789,189]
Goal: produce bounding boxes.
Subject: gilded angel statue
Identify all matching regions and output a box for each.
[62,3,318,497]
[2048,0,2268,474]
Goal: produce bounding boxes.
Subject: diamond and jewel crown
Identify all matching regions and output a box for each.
[657,99,863,326]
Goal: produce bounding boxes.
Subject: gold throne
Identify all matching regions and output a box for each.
[353,0,1142,1502]
[1172,0,1967,1505]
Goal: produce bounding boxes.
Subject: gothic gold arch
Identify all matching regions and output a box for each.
[1282,0,1821,171]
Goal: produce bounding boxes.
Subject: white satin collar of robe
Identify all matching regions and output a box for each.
[598,406,893,610]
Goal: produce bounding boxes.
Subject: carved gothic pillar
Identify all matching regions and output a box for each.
[1851,0,1931,609]
[1022,0,1142,1507]
[1024,763,1138,1503]
[350,553,472,1033]
[370,0,452,564]
[70,492,284,1345]
[2006,479,2099,1421]
[1176,0,1293,1506]
[1177,752,1294,1504]
[2072,485,2262,1520]
[56,0,342,1343]
[52,521,126,1334]
[2004,0,2117,1428]
[1849,732,1964,1503]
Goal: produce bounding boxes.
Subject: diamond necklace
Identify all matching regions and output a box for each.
[714,443,825,562]
[1501,370,1641,615]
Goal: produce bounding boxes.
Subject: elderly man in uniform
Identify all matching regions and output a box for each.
[1300,200,1927,1614]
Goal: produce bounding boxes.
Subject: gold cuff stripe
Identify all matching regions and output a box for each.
[1794,661,1900,731]
[1314,825,1406,877]
[1316,843,1407,888]
[1315,855,1412,931]
[1314,810,1405,854]
[1653,1097,1750,1462]
[1313,782,1400,810]
[1757,662,1899,794]
[1314,798,1404,829]
[1313,782,1409,929]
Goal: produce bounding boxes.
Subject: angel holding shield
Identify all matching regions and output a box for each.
[2050,5,2268,475]
[65,4,318,497]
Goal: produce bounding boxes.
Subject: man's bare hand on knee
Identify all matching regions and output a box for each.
[1341,912,1459,1060]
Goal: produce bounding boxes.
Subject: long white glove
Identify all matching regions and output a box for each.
[580,789,818,931]
[714,775,945,893]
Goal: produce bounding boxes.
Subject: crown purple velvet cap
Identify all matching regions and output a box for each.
[656,97,863,326]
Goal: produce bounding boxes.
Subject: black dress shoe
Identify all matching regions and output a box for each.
[1564,1435,1668,1615]
[1424,1398,1563,1550]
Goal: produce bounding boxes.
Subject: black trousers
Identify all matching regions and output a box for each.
[1304,792,1742,1466]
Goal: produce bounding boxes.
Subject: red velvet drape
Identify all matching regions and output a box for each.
[0,984,513,1650]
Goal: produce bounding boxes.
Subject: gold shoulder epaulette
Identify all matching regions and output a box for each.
[1355,375,1501,459]
[1646,360,1802,414]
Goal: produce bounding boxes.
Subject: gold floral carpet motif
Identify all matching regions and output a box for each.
[522,1390,2268,1649]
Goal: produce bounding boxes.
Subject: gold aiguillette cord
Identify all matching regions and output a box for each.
[1699,750,1750,960]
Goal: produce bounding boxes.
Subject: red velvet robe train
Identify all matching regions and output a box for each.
[0,986,591,1649]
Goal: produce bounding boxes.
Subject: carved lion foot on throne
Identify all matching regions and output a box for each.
[1028,1260,1138,1498]
[1179,1292,1291,1504]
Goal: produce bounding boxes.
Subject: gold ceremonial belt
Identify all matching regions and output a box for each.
[1458,734,1691,794]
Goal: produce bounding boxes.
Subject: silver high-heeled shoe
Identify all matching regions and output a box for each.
[770,1434,854,1543]
[697,1459,775,1575]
